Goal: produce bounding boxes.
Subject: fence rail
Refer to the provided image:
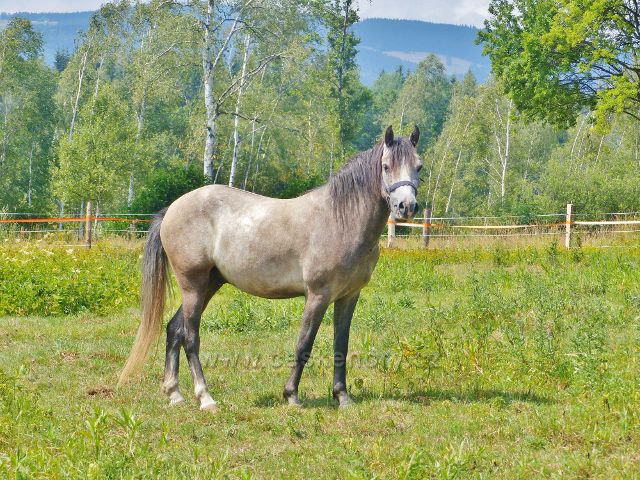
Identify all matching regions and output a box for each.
[386,203,640,248]
[1,203,639,249]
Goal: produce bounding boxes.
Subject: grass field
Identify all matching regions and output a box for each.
[1,240,640,478]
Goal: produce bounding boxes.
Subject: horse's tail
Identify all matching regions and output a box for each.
[118,208,170,385]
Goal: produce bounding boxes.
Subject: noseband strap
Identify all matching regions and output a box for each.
[384,180,418,194]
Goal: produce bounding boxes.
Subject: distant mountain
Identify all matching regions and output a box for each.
[0,12,491,83]
[0,11,93,62]
[354,18,490,84]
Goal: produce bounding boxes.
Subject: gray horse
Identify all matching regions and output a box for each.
[119,125,422,411]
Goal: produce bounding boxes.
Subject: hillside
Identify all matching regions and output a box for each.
[0,12,490,83]
[0,11,93,63]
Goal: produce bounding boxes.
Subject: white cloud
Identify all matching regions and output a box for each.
[357,0,490,27]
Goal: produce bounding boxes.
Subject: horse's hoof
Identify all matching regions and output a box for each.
[200,401,218,413]
[286,396,302,407]
[169,392,185,406]
[334,391,351,408]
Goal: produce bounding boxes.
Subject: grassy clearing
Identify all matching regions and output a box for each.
[1,240,640,478]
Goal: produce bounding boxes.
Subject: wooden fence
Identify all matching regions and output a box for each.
[386,203,640,248]
[1,203,640,249]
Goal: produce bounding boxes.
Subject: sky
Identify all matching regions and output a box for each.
[0,0,491,26]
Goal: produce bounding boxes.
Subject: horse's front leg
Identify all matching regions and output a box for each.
[332,291,360,408]
[283,291,330,406]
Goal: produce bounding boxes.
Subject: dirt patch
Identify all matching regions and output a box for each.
[90,351,122,362]
[87,386,114,398]
[60,351,80,362]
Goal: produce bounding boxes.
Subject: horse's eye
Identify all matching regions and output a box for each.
[416,164,423,173]
[383,164,389,173]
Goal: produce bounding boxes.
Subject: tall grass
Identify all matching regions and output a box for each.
[0,239,140,315]
[0,239,639,477]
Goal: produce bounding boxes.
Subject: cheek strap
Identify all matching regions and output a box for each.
[383,179,418,194]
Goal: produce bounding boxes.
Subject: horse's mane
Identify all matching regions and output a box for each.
[328,138,414,221]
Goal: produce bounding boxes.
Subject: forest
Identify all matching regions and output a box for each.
[1,0,639,219]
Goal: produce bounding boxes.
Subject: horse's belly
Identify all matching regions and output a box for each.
[212,235,305,299]
[220,263,304,299]
[223,271,304,298]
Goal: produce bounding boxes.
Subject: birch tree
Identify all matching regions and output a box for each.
[195,0,287,182]
[0,17,56,211]
[228,33,251,187]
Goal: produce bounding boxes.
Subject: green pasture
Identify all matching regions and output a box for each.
[1,240,639,478]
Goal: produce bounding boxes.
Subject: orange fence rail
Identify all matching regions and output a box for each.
[0,217,152,223]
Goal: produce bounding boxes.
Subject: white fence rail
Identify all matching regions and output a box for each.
[1,203,640,249]
[386,203,640,248]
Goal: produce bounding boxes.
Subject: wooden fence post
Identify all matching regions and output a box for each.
[58,200,64,231]
[423,207,432,248]
[565,203,573,249]
[85,200,92,249]
[130,220,138,239]
[92,203,99,243]
[387,216,395,248]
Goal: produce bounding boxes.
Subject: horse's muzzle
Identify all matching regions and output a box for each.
[394,199,419,220]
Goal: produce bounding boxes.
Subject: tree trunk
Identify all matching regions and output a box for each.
[128,98,145,206]
[492,98,512,203]
[0,99,9,165]
[571,114,588,158]
[251,125,267,192]
[78,200,84,239]
[500,99,512,201]
[329,140,334,178]
[92,54,104,101]
[445,150,462,214]
[595,134,605,164]
[69,48,89,142]
[202,0,217,182]
[92,202,99,240]
[128,175,135,207]
[243,115,258,190]
[229,34,251,188]
[27,143,34,207]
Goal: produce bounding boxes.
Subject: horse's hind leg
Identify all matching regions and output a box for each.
[163,268,223,410]
[183,270,224,411]
[162,307,186,405]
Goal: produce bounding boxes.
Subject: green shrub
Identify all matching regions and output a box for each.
[129,164,205,214]
[0,240,140,316]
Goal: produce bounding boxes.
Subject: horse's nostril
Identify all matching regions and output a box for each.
[398,201,405,211]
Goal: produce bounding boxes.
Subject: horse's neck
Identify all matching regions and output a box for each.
[357,198,391,246]
[322,188,389,247]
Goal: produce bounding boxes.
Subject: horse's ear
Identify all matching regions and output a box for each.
[384,125,394,147]
[410,125,420,147]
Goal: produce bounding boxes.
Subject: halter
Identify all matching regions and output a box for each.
[383,179,418,194]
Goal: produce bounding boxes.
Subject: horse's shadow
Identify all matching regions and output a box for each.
[253,387,552,409]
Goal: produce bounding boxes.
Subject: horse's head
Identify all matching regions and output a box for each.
[381,125,422,221]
